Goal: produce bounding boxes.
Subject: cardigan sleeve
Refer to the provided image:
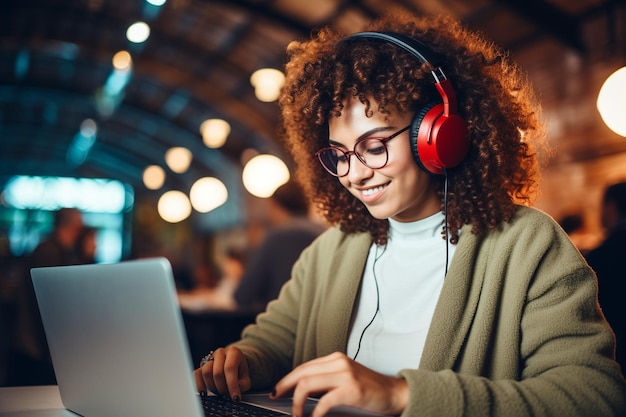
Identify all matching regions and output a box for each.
[398,207,626,417]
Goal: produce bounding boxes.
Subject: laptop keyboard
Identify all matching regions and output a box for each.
[201,394,287,416]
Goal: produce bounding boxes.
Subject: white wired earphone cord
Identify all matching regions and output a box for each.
[352,243,386,361]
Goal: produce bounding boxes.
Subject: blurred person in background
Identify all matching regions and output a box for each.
[586,181,626,371]
[233,180,326,311]
[27,208,84,268]
[178,247,248,311]
[9,207,84,386]
[558,212,597,255]
[75,226,98,264]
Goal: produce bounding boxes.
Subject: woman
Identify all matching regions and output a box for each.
[195,12,626,416]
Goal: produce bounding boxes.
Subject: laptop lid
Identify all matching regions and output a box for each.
[31,257,205,417]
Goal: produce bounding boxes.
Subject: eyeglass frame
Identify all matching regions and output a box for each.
[315,125,411,177]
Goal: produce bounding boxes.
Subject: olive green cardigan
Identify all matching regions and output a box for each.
[233,206,626,416]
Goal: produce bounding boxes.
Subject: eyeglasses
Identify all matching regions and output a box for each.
[315,125,410,177]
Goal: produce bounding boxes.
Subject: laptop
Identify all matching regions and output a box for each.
[31,257,386,417]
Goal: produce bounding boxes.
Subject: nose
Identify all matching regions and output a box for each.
[346,153,374,183]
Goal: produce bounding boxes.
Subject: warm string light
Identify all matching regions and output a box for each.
[597,66,626,137]
[200,118,230,148]
[112,51,132,71]
[242,154,290,198]
[164,147,192,174]
[143,165,165,190]
[158,190,191,223]
[150,150,290,221]
[126,22,150,44]
[149,67,289,222]
[250,68,285,102]
[189,177,228,213]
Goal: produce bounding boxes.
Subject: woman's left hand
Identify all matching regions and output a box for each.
[270,352,408,417]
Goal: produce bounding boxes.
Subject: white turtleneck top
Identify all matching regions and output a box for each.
[346,211,457,375]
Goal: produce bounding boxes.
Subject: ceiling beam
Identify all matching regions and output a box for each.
[495,0,586,53]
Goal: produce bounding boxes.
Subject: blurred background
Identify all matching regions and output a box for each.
[1,0,626,263]
[0,0,625,331]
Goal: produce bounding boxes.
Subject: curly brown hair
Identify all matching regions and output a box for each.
[279,13,546,245]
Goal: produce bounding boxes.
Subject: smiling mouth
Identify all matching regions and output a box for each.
[361,184,387,196]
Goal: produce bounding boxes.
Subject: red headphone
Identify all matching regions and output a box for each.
[341,31,470,175]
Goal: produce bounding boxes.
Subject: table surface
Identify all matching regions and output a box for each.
[0,385,388,417]
[0,385,76,416]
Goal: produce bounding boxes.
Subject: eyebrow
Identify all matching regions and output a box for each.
[328,126,399,148]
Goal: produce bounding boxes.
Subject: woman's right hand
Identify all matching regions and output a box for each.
[193,346,252,402]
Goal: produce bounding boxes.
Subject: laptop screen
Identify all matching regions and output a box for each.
[31,258,205,417]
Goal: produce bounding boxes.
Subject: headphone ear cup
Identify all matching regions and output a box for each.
[410,102,438,173]
[410,102,470,175]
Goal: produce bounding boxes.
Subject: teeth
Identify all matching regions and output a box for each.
[361,185,385,196]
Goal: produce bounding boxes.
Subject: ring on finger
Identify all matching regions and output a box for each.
[200,351,215,367]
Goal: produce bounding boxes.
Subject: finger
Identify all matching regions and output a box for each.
[237,358,252,393]
[193,367,206,393]
[199,359,218,394]
[273,352,349,398]
[210,349,228,395]
[272,354,335,396]
[290,372,339,417]
[309,389,347,417]
[223,349,250,401]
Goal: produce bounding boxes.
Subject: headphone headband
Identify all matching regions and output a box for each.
[341,31,442,66]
